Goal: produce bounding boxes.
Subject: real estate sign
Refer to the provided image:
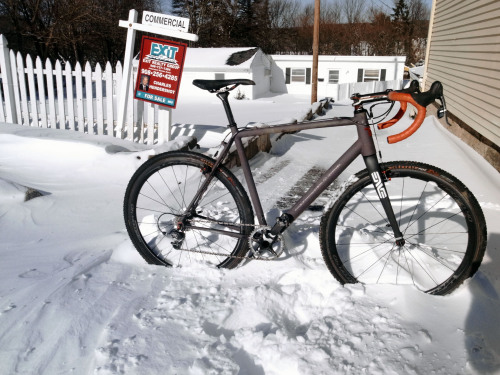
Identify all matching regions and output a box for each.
[134,36,187,108]
[142,11,190,33]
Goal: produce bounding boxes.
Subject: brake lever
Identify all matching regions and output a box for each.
[437,95,452,126]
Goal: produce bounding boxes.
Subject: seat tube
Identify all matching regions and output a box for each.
[216,90,267,226]
[363,155,405,246]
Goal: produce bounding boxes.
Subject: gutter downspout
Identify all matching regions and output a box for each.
[422,0,437,90]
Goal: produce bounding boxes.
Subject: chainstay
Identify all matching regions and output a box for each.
[172,245,278,261]
[176,218,282,261]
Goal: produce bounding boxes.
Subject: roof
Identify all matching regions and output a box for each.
[184,47,260,70]
[271,55,406,63]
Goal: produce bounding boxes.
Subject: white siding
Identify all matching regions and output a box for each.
[272,55,406,99]
[424,0,500,146]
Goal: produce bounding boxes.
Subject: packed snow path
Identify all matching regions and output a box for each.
[1,95,499,374]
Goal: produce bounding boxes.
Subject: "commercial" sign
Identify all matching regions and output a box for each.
[142,11,190,33]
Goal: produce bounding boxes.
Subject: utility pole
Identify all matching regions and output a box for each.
[311,0,320,103]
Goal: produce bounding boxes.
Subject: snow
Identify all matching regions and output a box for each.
[1,92,500,374]
[184,48,257,70]
[409,66,425,83]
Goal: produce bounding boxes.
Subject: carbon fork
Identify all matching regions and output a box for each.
[364,155,405,247]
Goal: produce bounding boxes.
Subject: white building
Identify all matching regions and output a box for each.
[271,55,406,99]
[179,47,272,100]
[178,48,405,101]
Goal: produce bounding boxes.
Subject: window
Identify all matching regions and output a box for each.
[364,69,380,82]
[291,68,306,82]
[357,69,386,82]
[328,70,339,84]
[285,68,312,84]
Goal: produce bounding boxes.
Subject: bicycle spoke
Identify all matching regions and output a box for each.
[339,237,394,265]
[403,191,451,235]
[402,246,416,287]
[402,181,428,235]
[409,243,462,273]
[398,178,405,227]
[359,189,391,226]
[376,244,396,283]
[157,168,185,209]
[404,210,466,241]
[354,246,394,279]
[343,201,392,237]
[336,223,388,236]
[404,245,440,287]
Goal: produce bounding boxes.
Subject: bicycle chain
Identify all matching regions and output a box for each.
[171,218,284,261]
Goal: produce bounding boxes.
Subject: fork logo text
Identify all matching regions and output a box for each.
[371,172,387,199]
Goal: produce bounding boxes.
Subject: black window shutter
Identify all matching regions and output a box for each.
[285,68,290,84]
[381,69,386,81]
[306,68,311,84]
[357,69,363,82]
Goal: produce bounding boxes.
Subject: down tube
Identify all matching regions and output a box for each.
[286,139,363,219]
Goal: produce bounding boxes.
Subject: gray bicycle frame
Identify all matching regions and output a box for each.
[191,90,403,241]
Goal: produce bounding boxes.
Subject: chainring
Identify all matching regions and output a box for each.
[248,226,285,260]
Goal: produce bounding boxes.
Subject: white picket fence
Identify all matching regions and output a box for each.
[0,34,404,145]
[0,35,166,144]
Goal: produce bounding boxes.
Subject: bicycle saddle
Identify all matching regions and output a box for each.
[193,79,255,92]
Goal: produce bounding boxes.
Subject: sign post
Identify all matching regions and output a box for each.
[118,9,197,143]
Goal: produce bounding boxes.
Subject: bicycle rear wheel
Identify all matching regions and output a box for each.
[124,151,254,268]
[320,161,487,295]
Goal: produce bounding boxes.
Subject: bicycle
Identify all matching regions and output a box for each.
[123,79,487,295]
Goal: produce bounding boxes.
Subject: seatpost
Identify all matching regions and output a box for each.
[216,91,237,127]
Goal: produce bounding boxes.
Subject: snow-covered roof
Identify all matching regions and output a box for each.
[184,47,260,70]
[409,65,425,82]
[271,55,406,63]
[409,65,425,77]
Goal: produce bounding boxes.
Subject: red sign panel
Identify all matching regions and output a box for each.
[135,36,187,108]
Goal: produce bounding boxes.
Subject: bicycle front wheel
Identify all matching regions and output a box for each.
[320,161,487,295]
[124,151,254,268]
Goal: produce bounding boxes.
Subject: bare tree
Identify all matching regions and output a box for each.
[268,0,301,29]
[265,0,299,53]
[342,0,367,55]
[0,0,160,66]
[319,0,347,55]
[165,0,430,59]
[342,0,366,23]
[322,0,342,24]
[391,0,429,64]
[365,7,395,56]
[408,0,430,62]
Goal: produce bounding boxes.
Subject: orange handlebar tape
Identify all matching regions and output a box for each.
[377,101,407,130]
[386,92,426,144]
